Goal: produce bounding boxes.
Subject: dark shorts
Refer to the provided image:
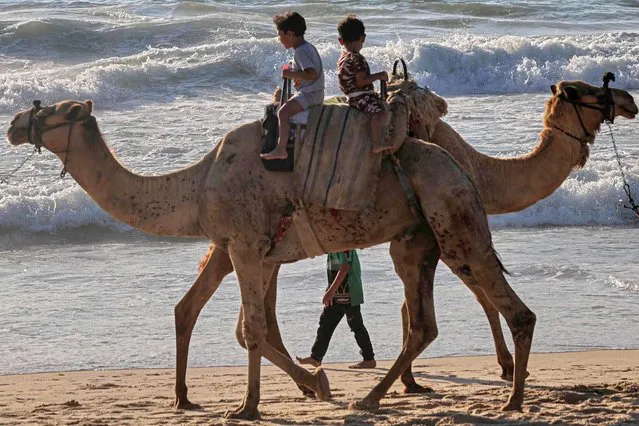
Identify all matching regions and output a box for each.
[348,93,385,117]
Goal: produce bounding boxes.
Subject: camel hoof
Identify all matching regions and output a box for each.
[403,383,435,394]
[173,397,201,411]
[501,399,523,412]
[313,367,331,401]
[500,370,530,382]
[224,406,261,420]
[298,384,315,399]
[349,398,379,411]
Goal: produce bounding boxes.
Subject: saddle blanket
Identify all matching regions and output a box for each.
[294,104,382,211]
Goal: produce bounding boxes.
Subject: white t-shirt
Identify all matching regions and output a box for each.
[293,40,325,95]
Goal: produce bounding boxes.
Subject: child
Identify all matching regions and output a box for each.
[261,12,325,160]
[336,15,390,154]
[296,250,376,369]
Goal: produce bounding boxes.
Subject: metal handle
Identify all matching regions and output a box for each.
[380,80,387,101]
[392,58,408,81]
[602,71,615,88]
[280,78,292,105]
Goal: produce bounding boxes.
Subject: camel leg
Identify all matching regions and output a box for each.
[174,246,234,410]
[442,252,535,411]
[397,250,520,386]
[351,230,440,410]
[401,286,518,384]
[235,264,329,402]
[421,191,535,411]
[470,287,518,381]
[264,265,317,398]
[224,245,268,420]
[226,246,329,420]
[389,232,439,394]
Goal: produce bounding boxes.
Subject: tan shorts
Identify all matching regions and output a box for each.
[288,90,324,109]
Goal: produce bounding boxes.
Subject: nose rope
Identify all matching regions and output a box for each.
[0,147,38,185]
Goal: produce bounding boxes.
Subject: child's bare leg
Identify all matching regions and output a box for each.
[370,113,391,154]
[261,100,304,160]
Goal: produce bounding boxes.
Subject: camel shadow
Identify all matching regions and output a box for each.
[323,365,508,388]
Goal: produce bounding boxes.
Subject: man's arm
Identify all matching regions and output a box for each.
[322,263,350,307]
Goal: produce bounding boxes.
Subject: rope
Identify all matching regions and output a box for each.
[0,147,38,185]
[606,121,639,217]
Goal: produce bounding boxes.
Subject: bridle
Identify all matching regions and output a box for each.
[26,100,93,178]
[555,72,616,143]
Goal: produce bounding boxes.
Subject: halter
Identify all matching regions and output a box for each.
[555,72,616,143]
[27,100,93,178]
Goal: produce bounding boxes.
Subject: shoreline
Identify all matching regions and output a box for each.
[1,349,637,425]
[2,348,637,377]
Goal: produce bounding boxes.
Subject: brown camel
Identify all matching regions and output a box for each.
[8,98,535,419]
[183,77,638,401]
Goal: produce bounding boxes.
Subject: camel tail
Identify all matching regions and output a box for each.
[492,245,510,276]
[199,244,216,273]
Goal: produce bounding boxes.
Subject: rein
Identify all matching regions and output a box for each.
[606,121,639,217]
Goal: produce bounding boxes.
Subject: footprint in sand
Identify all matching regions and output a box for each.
[558,391,590,404]
[85,382,120,390]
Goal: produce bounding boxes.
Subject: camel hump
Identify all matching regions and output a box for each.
[294,104,384,211]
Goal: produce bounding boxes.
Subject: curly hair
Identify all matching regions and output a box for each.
[273,12,306,36]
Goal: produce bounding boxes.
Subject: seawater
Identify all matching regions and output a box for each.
[1,1,638,375]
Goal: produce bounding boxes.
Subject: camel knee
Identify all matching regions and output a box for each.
[241,322,267,351]
[421,324,438,346]
[511,309,536,342]
[409,324,438,349]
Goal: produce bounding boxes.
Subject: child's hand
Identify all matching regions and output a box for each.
[377,72,388,82]
[322,293,333,307]
[281,63,293,80]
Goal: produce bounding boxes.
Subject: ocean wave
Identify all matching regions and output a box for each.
[606,276,639,293]
[1,31,638,113]
[0,187,130,233]
[390,32,639,95]
[0,14,275,60]
[0,36,289,112]
[2,162,639,235]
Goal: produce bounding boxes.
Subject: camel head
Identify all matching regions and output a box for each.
[7,100,94,150]
[545,79,637,167]
[386,74,448,140]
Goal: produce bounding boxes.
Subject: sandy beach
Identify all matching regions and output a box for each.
[0,350,637,425]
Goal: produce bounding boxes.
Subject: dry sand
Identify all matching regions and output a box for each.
[1,350,637,425]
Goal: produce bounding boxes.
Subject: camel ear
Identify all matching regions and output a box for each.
[67,105,82,120]
[550,85,557,95]
[85,100,93,113]
[563,86,580,101]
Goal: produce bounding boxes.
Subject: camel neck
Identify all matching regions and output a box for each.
[57,121,211,237]
[424,120,583,214]
[472,128,584,214]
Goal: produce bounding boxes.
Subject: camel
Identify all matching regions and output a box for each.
[7,97,536,419]
[182,76,638,402]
